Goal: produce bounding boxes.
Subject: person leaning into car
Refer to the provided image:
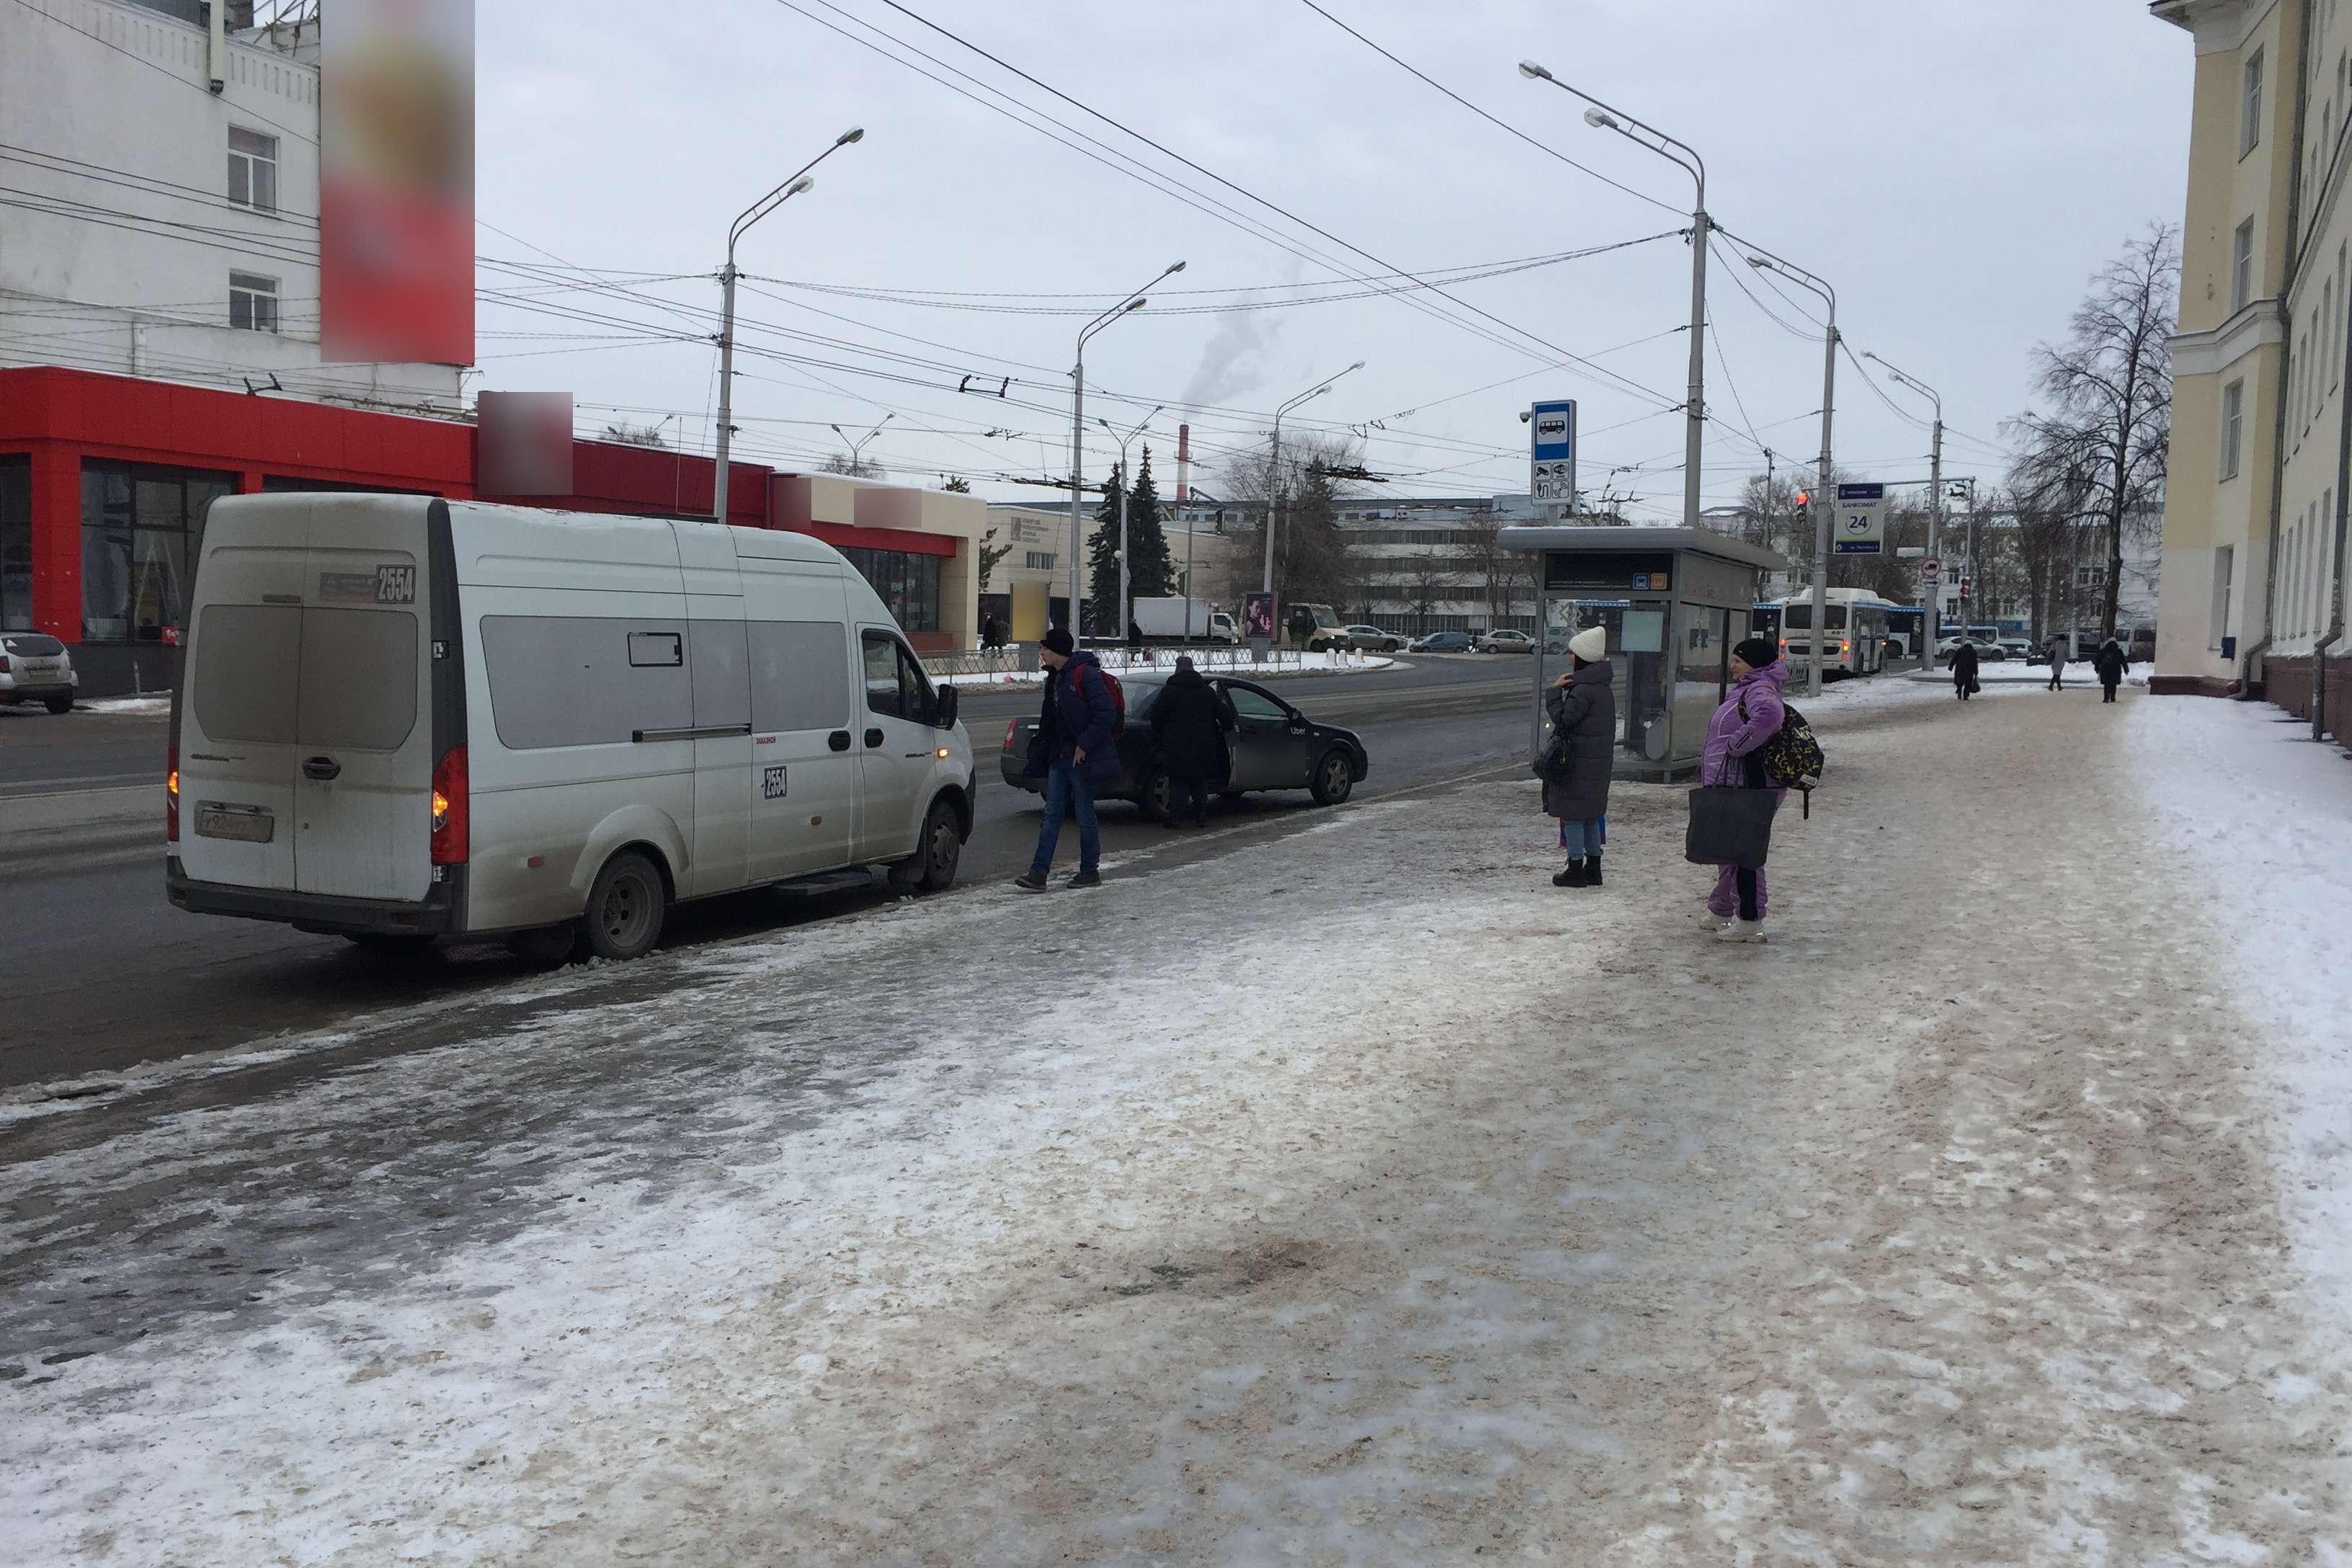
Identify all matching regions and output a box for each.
[1148,654,1229,829]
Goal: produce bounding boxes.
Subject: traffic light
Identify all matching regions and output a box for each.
[1792,489,1810,512]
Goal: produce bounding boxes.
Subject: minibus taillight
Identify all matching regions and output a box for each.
[166,744,179,841]
[430,745,468,864]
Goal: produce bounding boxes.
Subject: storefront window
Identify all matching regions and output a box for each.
[1,457,30,631]
[838,546,943,633]
[81,461,233,643]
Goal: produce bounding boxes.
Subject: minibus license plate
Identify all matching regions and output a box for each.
[195,802,275,843]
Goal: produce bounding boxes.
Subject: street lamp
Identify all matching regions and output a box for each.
[713,125,863,524]
[1262,362,1366,649]
[1521,61,1708,532]
[1861,350,1945,668]
[1069,260,1184,637]
[1100,407,1162,647]
[1732,239,1838,699]
[830,414,893,476]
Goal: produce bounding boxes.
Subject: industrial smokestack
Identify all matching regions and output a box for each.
[1176,423,1190,502]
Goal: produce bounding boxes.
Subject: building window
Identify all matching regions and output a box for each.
[2210,543,2235,650]
[2244,47,2265,156]
[838,546,943,634]
[80,462,234,643]
[1024,551,1056,570]
[0,456,30,631]
[2221,378,2245,479]
[2232,219,2256,310]
[227,127,277,213]
[229,271,279,332]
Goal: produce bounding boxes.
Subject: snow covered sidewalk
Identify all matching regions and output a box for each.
[5,686,2352,1563]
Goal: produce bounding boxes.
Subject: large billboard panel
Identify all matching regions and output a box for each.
[321,0,475,365]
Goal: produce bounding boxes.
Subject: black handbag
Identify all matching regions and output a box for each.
[1685,785,1778,869]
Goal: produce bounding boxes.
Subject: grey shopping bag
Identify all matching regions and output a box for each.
[1684,785,1777,869]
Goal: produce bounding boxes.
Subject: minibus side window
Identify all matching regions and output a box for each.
[749,621,850,733]
[481,615,691,749]
[862,631,903,719]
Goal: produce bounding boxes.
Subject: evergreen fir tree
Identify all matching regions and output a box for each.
[1084,464,1124,635]
[1125,447,1175,600]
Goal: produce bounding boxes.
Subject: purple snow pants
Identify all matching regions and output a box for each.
[1709,863,1765,921]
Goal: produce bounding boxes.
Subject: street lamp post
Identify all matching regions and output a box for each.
[1262,361,1365,650]
[829,414,893,476]
[1100,408,1162,646]
[713,126,863,523]
[1070,262,1184,638]
[1863,352,1943,668]
[1520,62,1708,532]
[1734,241,1837,699]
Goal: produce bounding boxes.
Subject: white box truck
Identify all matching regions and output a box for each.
[166,494,974,961]
[1130,596,1235,642]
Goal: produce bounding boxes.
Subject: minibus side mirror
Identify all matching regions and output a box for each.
[932,684,958,729]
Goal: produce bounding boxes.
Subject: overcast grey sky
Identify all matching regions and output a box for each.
[472,0,2191,520]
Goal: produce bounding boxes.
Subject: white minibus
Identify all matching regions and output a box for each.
[166,495,974,961]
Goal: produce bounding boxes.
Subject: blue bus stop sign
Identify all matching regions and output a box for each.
[1530,400,1575,504]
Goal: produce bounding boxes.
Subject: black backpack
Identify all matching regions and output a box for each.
[1740,694,1825,811]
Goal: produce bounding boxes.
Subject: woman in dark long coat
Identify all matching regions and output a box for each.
[1949,637,1979,700]
[1542,625,1616,886]
[1148,656,1229,827]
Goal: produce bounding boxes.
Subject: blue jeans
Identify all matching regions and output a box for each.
[1030,755,1100,876]
[1559,816,1604,858]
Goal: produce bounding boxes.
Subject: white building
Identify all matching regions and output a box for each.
[0,0,460,409]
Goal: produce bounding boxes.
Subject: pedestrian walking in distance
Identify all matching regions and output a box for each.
[1149,654,1227,828]
[2044,631,2067,691]
[2094,635,2127,703]
[1701,638,1788,941]
[1949,637,1980,701]
[1543,625,1615,887]
[980,612,1002,651]
[1014,628,1121,891]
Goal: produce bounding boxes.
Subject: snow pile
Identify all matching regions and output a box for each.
[2127,695,2352,1332]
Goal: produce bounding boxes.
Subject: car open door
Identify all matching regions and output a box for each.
[1217,680,1311,789]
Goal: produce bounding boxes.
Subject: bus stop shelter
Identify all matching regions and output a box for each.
[1500,527,1789,782]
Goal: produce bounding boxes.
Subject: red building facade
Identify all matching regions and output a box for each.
[0,366,960,694]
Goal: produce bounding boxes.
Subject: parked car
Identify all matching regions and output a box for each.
[999,672,1369,820]
[169,494,976,963]
[0,633,78,713]
[1340,623,1403,652]
[1478,629,1536,654]
[1937,635,2006,664]
[1996,636,2033,662]
[1408,631,1476,654]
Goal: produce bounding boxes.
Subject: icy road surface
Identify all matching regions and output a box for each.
[4,682,2349,1563]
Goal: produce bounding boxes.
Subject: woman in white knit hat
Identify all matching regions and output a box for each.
[1540,624,1616,886]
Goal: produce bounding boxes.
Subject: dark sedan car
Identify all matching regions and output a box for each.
[999,673,1371,820]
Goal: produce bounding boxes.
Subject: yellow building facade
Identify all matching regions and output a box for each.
[2157,0,2351,722]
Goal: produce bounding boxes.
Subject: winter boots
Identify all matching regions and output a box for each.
[1551,851,1602,888]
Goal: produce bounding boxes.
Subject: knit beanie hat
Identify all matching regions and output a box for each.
[1733,636,1778,668]
[1042,627,1076,655]
[1567,625,1607,662]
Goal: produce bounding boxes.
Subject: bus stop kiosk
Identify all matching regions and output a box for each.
[1500,527,1789,782]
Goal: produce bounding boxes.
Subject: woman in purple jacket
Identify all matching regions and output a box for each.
[1699,638,1788,942]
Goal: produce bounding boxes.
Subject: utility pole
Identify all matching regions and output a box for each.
[714,127,863,525]
[1520,63,1709,530]
[1738,241,1837,698]
[1262,362,1364,651]
[1100,409,1159,646]
[1862,352,1943,667]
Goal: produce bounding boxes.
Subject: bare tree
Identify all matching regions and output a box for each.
[1213,429,1363,607]
[2007,224,2176,639]
[1454,512,1507,630]
[819,451,887,479]
[601,422,668,447]
[1404,558,1458,633]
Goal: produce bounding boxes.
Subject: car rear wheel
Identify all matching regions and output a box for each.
[1310,749,1355,806]
[43,695,73,714]
[1140,768,1175,824]
[584,850,666,961]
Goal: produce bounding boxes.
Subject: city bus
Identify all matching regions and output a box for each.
[1766,588,1897,678]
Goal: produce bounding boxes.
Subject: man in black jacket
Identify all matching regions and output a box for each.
[1015,628,1122,891]
[1148,656,1228,827]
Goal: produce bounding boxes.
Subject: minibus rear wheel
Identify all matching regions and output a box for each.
[585,850,667,961]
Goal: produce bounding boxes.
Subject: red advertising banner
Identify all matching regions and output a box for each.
[321,0,475,366]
